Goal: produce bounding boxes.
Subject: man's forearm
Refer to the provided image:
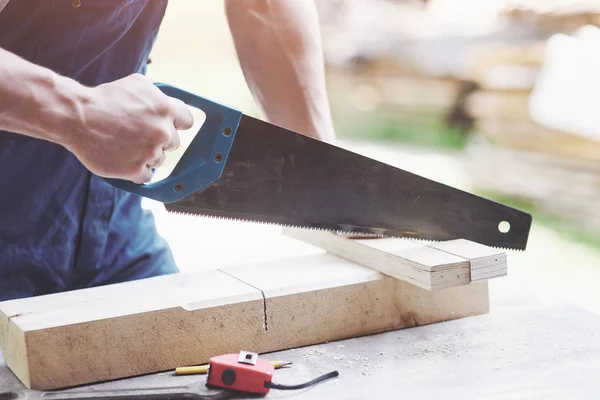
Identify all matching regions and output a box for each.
[224,0,336,143]
[0,47,90,146]
[0,47,194,183]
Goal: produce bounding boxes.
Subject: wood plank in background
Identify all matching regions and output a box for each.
[465,90,532,121]
[465,42,545,91]
[475,118,600,163]
[465,137,600,231]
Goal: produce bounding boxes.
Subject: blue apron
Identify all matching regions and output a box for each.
[0,0,178,301]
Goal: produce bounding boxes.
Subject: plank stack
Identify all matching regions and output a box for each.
[315,1,600,147]
[462,5,600,231]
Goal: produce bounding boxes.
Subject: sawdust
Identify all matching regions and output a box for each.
[301,347,327,361]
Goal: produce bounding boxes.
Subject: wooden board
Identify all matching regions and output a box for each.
[474,118,600,163]
[465,136,600,231]
[325,68,461,114]
[0,247,492,390]
[0,270,266,390]
[464,42,545,91]
[224,254,489,350]
[465,90,532,121]
[282,228,506,290]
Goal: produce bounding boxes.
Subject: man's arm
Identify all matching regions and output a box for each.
[0,47,193,183]
[0,47,90,146]
[224,0,336,143]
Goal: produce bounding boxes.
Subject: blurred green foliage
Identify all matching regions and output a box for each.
[331,108,469,150]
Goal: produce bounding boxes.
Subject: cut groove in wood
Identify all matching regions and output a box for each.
[282,228,504,290]
[0,251,490,391]
[221,253,489,350]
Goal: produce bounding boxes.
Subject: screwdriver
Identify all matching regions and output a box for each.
[175,360,292,375]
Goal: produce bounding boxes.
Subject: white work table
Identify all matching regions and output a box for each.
[1,276,599,399]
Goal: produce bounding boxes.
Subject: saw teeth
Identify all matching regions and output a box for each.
[164,209,521,251]
[165,209,383,238]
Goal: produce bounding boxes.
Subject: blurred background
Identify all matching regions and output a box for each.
[143,1,600,315]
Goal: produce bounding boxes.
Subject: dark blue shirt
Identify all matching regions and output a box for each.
[0,0,178,301]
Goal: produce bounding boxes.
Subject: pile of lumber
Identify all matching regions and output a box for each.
[501,2,600,35]
[314,1,505,136]
[462,15,600,230]
[324,60,465,119]
[315,0,600,140]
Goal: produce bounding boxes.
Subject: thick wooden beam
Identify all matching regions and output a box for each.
[0,247,492,390]
[222,253,489,350]
[0,270,265,390]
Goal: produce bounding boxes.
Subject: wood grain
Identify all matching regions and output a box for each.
[222,253,489,351]
[282,228,506,289]
[0,249,492,390]
[0,270,265,390]
[475,118,600,163]
[423,239,507,282]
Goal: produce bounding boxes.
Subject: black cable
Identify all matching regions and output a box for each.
[265,370,339,391]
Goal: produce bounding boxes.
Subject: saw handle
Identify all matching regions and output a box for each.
[103,83,242,203]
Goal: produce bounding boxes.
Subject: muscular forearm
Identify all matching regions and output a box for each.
[0,47,192,183]
[224,0,336,143]
[0,47,90,146]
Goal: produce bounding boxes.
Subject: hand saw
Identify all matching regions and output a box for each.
[105,83,532,250]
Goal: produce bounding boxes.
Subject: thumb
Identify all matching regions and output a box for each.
[170,98,194,131]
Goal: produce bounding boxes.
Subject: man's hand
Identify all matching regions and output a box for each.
[0,49,194,184]
[65,74,194,184]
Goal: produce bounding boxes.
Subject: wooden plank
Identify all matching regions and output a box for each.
[222,253,489,351]
[465,42,545,91]
[282,228,505,289]
[465,90,531,121]
[325,69,461,114]
[423,239,507,281]
[475,118,600,163]
[0,252,490,391]
[465,137,600,231]
[0,270,265,390]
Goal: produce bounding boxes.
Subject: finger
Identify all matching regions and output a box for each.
[147,150,166,168]
[133,166,153,184]
[170,98,194,131]
[163,126,180,152]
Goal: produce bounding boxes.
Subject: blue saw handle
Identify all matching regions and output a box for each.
[103,83,242,203]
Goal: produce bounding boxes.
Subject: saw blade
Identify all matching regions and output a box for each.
[165,115,532,250]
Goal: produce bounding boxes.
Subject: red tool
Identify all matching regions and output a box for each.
[1,351,337,399]
[207,351,274,394]
[206,350,338,395]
